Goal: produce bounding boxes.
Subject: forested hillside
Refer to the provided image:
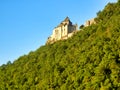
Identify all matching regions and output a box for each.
[0,1,120,90]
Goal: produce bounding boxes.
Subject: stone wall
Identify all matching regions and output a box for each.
[85,18,96,27]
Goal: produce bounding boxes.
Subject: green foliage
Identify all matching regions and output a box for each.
[79,24,84,29]
[0,1,120,90]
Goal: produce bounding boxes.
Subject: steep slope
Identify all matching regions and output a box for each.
[0,1,120,90]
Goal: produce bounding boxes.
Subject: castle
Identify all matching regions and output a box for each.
[46,17,96,44]
[46,17,78,44]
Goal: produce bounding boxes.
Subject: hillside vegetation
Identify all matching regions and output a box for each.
[0,1,120,90]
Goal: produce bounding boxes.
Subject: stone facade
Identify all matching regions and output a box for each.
[47,17,77,44]
[85,18,96,27]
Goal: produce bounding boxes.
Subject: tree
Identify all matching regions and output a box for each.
[79,24,84,29]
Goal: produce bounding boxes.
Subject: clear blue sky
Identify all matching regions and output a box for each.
[0,0,117,66]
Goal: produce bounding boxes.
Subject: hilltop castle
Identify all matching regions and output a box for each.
[46,17,78,44]
[46,17,96,44]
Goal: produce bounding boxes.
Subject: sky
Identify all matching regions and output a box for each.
[0,0,117,66]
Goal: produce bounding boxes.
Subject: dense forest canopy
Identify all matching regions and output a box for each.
[0,1,120,90]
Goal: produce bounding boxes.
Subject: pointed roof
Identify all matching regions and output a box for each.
[57,17,72,27]
[63,16,72,25]
[64,16,70,22]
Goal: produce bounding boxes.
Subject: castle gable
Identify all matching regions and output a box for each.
[57,17,72,27]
